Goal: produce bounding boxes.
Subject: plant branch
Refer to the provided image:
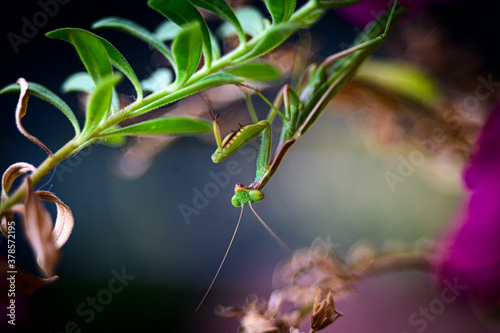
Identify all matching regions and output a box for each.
[0,139,79,215]
[0,0,368,217]
[350,251,431,279]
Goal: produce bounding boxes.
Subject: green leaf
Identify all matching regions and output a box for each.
[238,22,300,62]
[264,0,296,23]
[188,0,245,44]
[61,72,95,93]
[141,68,173,93]
[111,89,120,115]
[148,0,212,68]
[46,28,143,100]
[129,73,243,117]
[193,73,244,89]
[356,59,440,108]
[298,9,323,26]
[93,17,174,65]
[97,35,143,101]
[81,74,122,139]
[100,117,212,137]
[154,20,183,41]
[224,61,282,82]
[209,29,221,61]
[1,82,80,135]
[218,7,264,38]
[99,133,126,147]
[172,23,203,86]
[47,28,112,85]
[319,0,365,9]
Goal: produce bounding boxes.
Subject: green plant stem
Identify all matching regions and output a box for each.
[0,139,79,215]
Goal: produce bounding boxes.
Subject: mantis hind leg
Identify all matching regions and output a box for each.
[249,203,291,252]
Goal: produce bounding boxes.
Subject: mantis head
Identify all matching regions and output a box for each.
[231,183,264,207]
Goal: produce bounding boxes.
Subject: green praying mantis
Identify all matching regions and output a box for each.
[196,0,405,310]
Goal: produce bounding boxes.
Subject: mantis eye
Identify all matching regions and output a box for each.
[249,189,264,202]
[231,195,241,207]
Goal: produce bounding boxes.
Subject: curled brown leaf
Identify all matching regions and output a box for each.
[15,78,53,156]
[215,305,245,318]
[241,311,279,333]
[23,178,60,276]
[310,287,342,333]
[36,191,74,249]
[1,162,37,236]
[1,162,37,199]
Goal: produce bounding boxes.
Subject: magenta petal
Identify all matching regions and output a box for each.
[434,105,500,306]
[335,0,395,27]
[335,0,457,27]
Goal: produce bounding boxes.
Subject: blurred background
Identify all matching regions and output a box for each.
[1,0,499,332]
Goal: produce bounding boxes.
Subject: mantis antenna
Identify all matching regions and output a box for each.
[195,206,244,312]
[195,204,290,311]
[249,203,291,252]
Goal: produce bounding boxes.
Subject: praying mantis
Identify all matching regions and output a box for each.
[196,0,405,310]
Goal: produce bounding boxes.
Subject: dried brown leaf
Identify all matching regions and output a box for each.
[346,239,377,268]
[276,244,353,293]
[265,290,285,319]
[0,215,9,238]
[15,78,53,156]
[36,191,74,249]
[1,162,37,236]
[1,162,36,200]
[241,311,279,333]
[214,305,245,318]
[0,254,58,298]
[23,178,60,276]
[289,329,304,333]
[280,309,302,331]
[310,287,342,332]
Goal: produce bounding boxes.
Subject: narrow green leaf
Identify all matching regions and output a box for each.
[93,17,174,65]
[172,23,203,86]
[191,73,244,91]
[298,9,323,26]
[188,0,245,44]
[99,133,126,147]
[61,72,95,93]
[46,28,112,85]
[47,28,142,100]
[148,0,212,68]
[100,117,212,137]
[111,88,120,114]
[154,20,183,41]
[141,68,173,93]
[264,0,296,23]
[81,74,121,138]
[97,36,143,101]
[129,73,243,117]
[224,61,283,82]
[238,22,300,62]
[356,59,440,108]
[218,7,264,38]
[1,82,80,135]
[209,29,221,61]
[319,0,364,9]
